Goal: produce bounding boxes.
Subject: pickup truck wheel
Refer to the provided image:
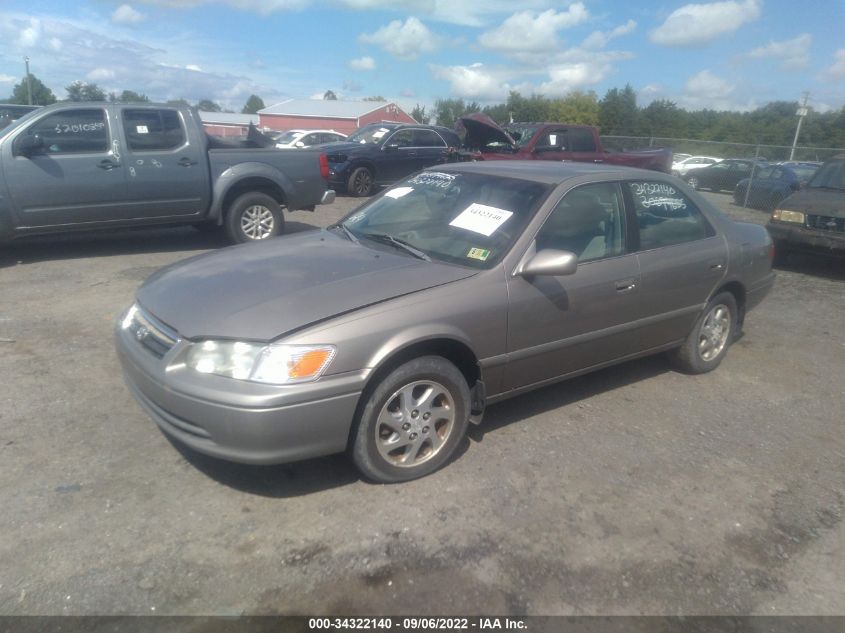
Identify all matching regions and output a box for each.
[347,167,374,197]
[351,356,470,483]
[670,292,737,374]
[225,192,284,243]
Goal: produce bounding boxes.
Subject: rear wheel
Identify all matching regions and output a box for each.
[351,356,470,483]
[670,292,737,374]
[224,192,284,244]
[347,166,374,197]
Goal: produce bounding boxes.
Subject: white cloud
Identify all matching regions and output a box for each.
[747,33,811,70]
[401,88,416,98]
[0,74,16,83]
[678,69,755,110]
[17,18,42,48]
[49,37,62,51]
[348,56,376,71]
[430,63,511,100]
[650,0,761,47]
[478,5,589,53]
[582,19,636,50]
[87,68,116,81]
[820,49,845,80]
[186,64,203,71]
[112,4,146,24]
[359,17,443,61]
[136,0,309,14]
[338,0,555,27]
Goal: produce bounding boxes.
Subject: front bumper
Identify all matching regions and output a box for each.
[767,221,845,258]
[115,317,365,465]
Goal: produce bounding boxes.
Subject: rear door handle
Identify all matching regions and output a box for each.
[178,157,197,167]
[98,159,120,170]
[615,278,638,292]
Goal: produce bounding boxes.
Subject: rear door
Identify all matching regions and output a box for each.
[411,128,450,171]
[117,107,210,219]
[3,106,129,227]
[624,179,727,344]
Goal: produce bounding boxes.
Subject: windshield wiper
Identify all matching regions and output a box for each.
[364,233,431,261]
[332,223,359,244]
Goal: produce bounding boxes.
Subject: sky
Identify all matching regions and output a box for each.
[1,0,844,115]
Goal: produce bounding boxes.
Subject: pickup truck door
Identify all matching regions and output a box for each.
[2,106,129,227]
[532,127,602,165]
[505,182,646,390]
[116,107,210,219]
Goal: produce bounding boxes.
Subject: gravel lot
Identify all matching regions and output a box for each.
[0,188,843,616]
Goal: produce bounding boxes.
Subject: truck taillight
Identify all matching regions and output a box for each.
[319,153,329,181]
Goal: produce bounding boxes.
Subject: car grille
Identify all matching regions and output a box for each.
[806,214,845,234]
[127,307,179,358]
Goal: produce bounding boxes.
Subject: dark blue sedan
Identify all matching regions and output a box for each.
[734,163,821,209]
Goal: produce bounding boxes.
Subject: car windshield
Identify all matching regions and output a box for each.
[807,160,845,190]
[274,131,300,144]
[504,124,541,148]
[338,171,551,269]
[347,125,395,145]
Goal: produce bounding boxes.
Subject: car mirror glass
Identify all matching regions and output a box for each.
[518,249,578,277]
[15,134,44,156]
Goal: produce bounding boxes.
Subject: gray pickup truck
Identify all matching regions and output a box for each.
[0,103,334,244]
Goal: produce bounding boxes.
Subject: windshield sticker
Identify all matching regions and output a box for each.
[631,182,687,212]
[467,247,491,261]
[372,129,389,140]
[384,186,414,199]
[135,125,149,134]
[408,172,457,189]
[449,203,513,237]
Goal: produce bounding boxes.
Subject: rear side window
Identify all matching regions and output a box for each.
[24,109,108,154]
[413,129,446,147]
[567,128,597,152]
[626,181,713,250]
[122,109,185,151]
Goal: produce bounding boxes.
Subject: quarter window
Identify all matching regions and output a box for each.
[24,109,108,154]
[122,109,185,151]
[536,183,626,262]
[626,181,713,250]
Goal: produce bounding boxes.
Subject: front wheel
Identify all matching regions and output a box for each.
[351,356,470,483]
[347,166,374,197]
[224,192,284,244]
[670,292,737,374]
[686,175,700,190]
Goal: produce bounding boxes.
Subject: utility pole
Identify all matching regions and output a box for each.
[789,92,809,161]
[24,56,33,105]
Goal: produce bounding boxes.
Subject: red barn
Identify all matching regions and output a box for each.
[258,99,416,135]
[199,112,260,137]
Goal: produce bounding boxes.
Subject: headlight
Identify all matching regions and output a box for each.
[182,341,335,385]
[772,209,805,224]
[121,304,139,330]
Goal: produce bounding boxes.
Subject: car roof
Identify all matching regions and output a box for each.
[426,160,655,185]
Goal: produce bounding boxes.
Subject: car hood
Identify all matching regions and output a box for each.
[321,141,376,157]
[137,230,477,341]
[459,113,517,148]
[780,187,845,218]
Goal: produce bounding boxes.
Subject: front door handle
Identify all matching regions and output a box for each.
[615,278,638,292]
[98,159,120,170]
[708,260,725,271]
[178,157,197,167]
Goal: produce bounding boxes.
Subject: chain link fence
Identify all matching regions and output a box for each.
[600,136,844,209]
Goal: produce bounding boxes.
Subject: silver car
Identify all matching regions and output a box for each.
[116,162,775,482]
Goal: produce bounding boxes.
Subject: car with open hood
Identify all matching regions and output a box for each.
[116,161,774,483]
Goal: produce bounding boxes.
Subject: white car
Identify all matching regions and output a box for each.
[274,129,347,148]
[672,155,722,177]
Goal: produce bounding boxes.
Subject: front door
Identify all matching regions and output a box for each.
[377,128,420,183]
[505,182,644,390]
[3,106,128,227]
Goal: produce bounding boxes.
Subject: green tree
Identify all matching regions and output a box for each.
[241,94,265,114]
[65,81,106,102]
[481,103,510,124]
[323,90,337,100]
[363,95,387,102]
[598,84,638,135]
[411,104,430,124]
[547,91,599,126]
[109,90,150,103]
[506,91,550,122]
[197,99,222,112]
[8,74,56,105]
[166,98,191,106]
[638,99,685,138]
[433,98,481,128]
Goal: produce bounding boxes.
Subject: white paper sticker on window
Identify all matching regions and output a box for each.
[136,125,149,134]
[372,128,389,139]
[384,186,414,199]
[449,203,513,237]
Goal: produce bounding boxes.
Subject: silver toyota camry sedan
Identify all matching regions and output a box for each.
[116,161,775,482]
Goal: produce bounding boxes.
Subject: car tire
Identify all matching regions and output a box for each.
[347,166,374,197]
[351,356,471,483]
[686,175,700,190]
[224,192,284,244]
[670,291,738,375]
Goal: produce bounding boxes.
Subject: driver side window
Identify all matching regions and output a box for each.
[536,183,626,262]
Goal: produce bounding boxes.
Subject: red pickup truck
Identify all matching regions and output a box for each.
[459,113,672,173]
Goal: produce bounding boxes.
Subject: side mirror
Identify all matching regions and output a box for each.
[517,249,578,277]
[15,134,44,156]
